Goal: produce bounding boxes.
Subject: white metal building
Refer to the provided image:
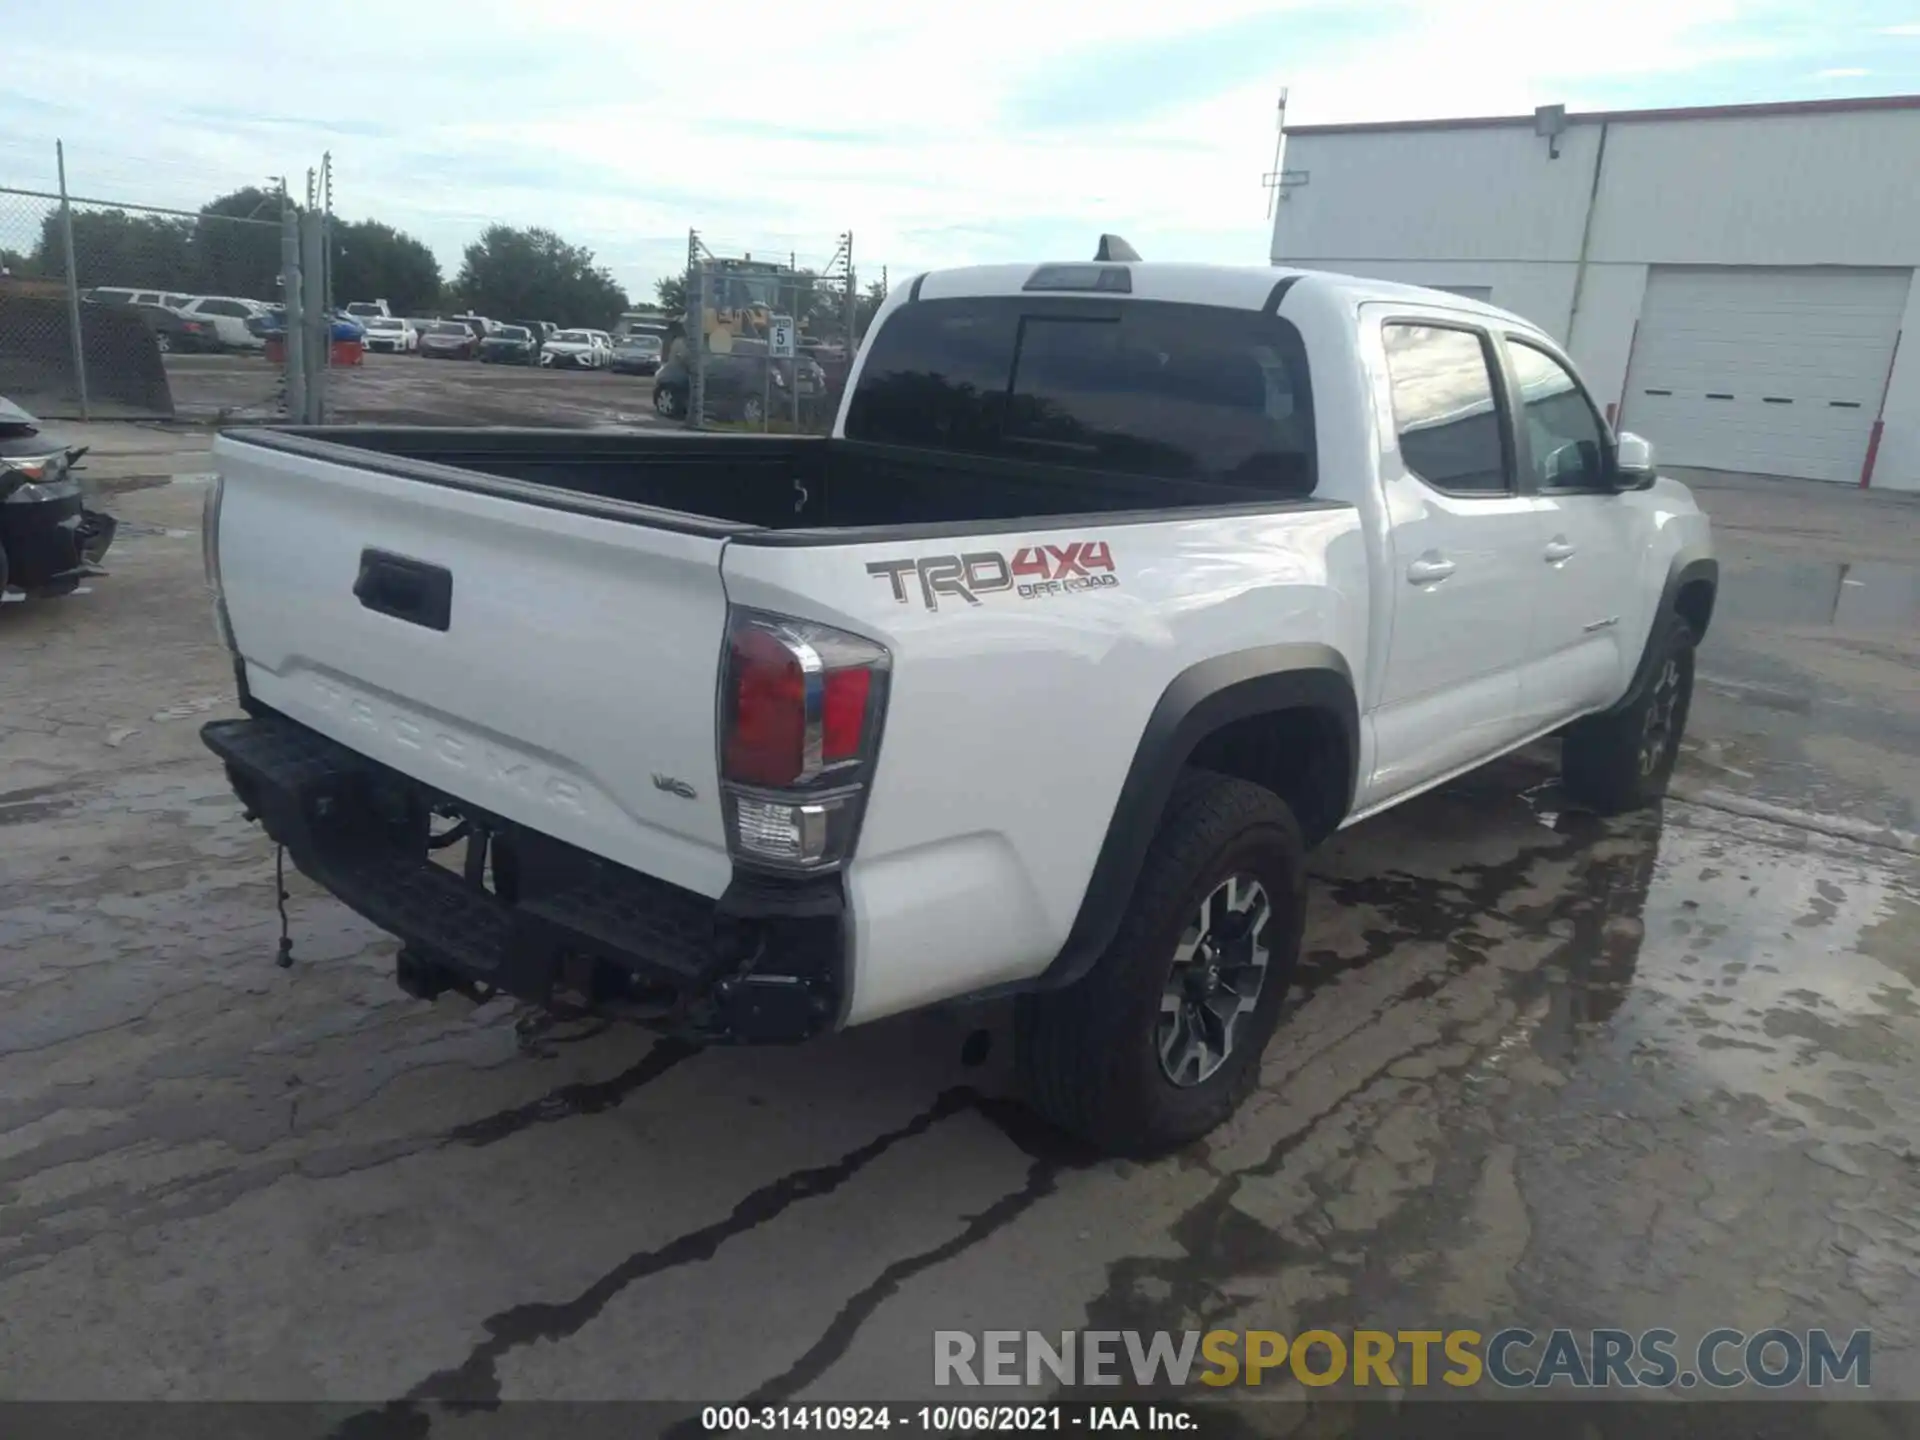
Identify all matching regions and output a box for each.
[1270,96,1920,491]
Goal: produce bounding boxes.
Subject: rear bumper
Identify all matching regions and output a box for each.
[201,710,844,1042]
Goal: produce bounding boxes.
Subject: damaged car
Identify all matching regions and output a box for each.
[0,397,117,602]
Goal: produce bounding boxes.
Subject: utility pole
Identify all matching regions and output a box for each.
[686,228,705,428]
[55,140,89,420]
[320,152,334,372]
[1264,86,1290,221]
[840,231,856,349]
[282,203,307,422]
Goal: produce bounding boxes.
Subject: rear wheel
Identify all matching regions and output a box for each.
[1561,616,1696,814]
[741,395,766,426]
[655,385,682,418]
[1017,770,1306,1155]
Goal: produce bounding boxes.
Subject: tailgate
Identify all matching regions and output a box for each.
[212,435,734,899]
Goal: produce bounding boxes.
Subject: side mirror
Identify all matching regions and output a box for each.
[1612,431,1657,490]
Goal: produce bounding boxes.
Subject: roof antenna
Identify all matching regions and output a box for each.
[1094,234,1141,262]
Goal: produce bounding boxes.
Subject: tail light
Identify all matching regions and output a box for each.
[718,608,890,873]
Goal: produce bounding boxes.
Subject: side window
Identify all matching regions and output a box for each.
[1507,338,1609,491]
[1381,323,1510,494]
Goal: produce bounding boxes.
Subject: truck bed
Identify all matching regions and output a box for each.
[235,427,1321,540]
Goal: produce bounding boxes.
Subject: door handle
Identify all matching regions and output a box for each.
[1543,538,1577,564]
[1406,556,1456,585]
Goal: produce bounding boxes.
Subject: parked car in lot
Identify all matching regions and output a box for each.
[344,300,392,323]
[538,329,608,370]
[245,308,365,344]
[610,332,663,375]
[479,324,540,365]
[126,302,224,354]
[177,296,269,350]
[452,314,496,345]
[361,316,416,354]
[802,339,854,398]
[82,286,196,310]
[199,253,1716,1156]
[1,395,116,600]
[419,320,479,359]
[651,347,825,423]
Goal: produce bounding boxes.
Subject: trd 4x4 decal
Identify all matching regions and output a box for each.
[866,542,1118,612]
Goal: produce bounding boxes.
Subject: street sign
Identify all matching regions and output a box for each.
[768,315,796,359]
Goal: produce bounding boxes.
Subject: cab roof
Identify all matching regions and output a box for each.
[911,261,1528,328]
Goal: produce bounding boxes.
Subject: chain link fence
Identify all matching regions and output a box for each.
[0,162,291,421]
[669,230,882,435]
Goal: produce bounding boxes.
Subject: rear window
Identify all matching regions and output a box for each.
[844,298,1315,495]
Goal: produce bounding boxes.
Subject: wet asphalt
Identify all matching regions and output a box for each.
[0,465,1916,1412]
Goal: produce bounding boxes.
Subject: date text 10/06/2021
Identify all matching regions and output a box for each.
[703,1406,1194,1432]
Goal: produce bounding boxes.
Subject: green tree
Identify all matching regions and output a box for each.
[331,220,442,316]
[654,270,687,315]
[455,225,628,327]
[856,278,887,338]
[191,187,285,299]
[35,207,194,289]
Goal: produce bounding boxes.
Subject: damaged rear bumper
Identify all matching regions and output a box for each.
[201,709,845,1043]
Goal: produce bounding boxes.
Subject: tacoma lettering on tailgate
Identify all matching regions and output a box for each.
[866,542,1118,612]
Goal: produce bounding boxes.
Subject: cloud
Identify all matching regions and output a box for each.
[1816,67,1873,76]
[2,0,1912,299]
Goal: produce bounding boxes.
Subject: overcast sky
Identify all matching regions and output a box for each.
[4,1,1917,300]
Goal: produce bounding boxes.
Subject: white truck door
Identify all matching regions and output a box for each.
[1502,334,1641,729]
[1362,316,1544,808]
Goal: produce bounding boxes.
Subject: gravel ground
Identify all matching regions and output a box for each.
[162,351,666,428]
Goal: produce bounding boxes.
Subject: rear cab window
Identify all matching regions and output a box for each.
[845,296,1317,497]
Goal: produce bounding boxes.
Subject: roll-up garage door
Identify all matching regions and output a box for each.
[1622,266,1910,483]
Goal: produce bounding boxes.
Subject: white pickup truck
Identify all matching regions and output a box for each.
[200,255,1715,1154]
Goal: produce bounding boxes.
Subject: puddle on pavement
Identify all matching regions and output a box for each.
[1715,557,1920,630]
[1319,765,1920,1145]
[1524,802,1920,1139]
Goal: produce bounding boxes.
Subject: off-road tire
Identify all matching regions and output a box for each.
[1561,615,1697,815]
[1017,769,1307,1156]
